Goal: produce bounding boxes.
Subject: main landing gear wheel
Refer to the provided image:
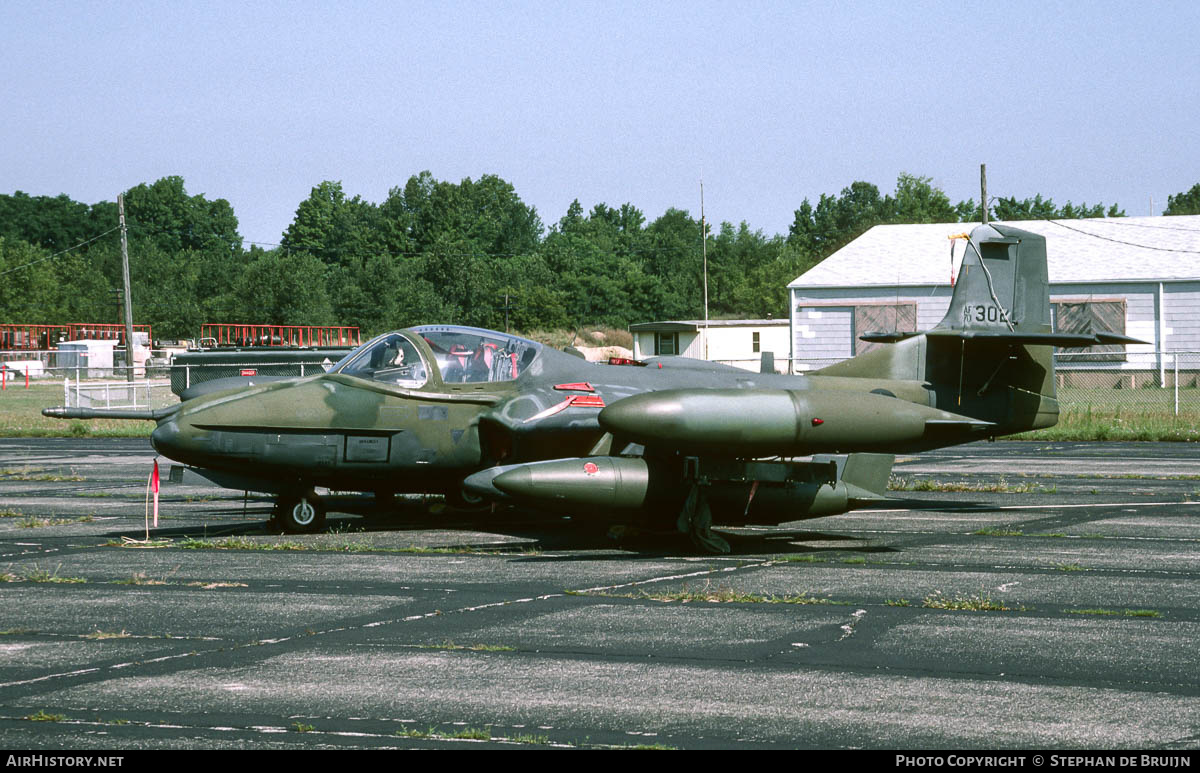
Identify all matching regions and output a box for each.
[676,483,731,555]
[275,492,326,533]
[444,484,488,511]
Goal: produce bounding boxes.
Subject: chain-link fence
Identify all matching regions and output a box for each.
[785,351,1200,418]
[6,349,1200,435]
[1053,351,1200,419]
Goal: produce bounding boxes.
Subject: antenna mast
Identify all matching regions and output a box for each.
[701,179,708,324]
[980,163,989,224]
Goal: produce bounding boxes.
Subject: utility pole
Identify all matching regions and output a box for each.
[700,179,709,360]
[499,291,517,333]
[980,163,989,225]
[701,179,708,324]
[119,194,135,383]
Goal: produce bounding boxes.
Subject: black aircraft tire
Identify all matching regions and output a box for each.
[277,493,326,534]
[444,484,489,511]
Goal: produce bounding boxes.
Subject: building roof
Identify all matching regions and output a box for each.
[788,215,1200,289]
[630,319,789,332]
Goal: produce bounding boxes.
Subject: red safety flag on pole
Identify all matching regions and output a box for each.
[151,459,160,528]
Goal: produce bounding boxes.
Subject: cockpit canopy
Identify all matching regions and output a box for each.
[334,331,429,387]
[414,325,541,384]
[333,326,542,387]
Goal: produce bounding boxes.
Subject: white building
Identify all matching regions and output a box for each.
[788,215,1200,384]
[629,319,791,372]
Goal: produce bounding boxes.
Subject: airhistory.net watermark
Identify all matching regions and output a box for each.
[5,757,124,768]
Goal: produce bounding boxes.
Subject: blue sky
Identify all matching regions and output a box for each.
[3,0,1197,245]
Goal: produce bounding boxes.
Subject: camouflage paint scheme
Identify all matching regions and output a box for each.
[45,224,1138,551]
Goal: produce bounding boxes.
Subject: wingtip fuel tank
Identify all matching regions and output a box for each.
[598,389,992,455]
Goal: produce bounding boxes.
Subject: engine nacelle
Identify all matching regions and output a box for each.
[462,453,893,526]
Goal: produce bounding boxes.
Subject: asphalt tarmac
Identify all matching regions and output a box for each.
[0,438,1197,749]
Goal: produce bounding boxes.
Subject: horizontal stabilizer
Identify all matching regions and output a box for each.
[837,452,895,501]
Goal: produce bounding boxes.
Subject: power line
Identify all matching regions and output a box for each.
[1073,217,1200,234]
[0,226,120,277]
[1045,219,1200,254]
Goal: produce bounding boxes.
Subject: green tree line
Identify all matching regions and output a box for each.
[1,173,1183,341]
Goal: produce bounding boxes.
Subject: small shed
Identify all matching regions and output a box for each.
[629,319,791,372]
[57,340,117,379]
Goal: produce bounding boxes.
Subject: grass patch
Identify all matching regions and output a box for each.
[113,572,168,586]
[973,527,1024,537]
[84,630,131,640]
[0,467,85,482]
[179,536,308,551]
[770,554,827,563]
[1012,397,1200,442]
[596,581,842,606]
[889,476,1051,493]
[0,382,173,438]
[291,722,315,733]
[885,598,911,607]
[102,537,173,548]
[1066,608,1161,618]
[2,564,87,584]
[24,710,65,722]
[922,591,1016,611]
[974,528,1069,538]
[393,726,505,743]
[175,536,521,555]
[418,640,514,652]
[17,514,92,528]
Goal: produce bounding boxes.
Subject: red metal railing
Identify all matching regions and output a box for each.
[66,323,152,344]
[199,324,361,348]
[0,323,152,352]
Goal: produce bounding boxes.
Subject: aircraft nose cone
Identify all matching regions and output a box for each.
[462,466,509,502]
[598,392,686,438]
[151,419,187,461]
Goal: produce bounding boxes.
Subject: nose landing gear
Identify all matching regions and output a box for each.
[274,491,326,533]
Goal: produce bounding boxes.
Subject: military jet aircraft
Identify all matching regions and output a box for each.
[46,223,1137,552]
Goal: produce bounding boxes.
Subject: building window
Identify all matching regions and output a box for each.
[752,332,760,353]
[853,303,917,355]
[1052,300,1127,362]
[656,332,678,356]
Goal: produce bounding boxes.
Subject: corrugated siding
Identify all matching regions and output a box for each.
[789,282,1185,368]
[791,286,952,362]
[1165,282,1200,352]
[793,305,853,360]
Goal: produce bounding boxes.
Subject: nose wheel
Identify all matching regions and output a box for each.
[275,492,326,533]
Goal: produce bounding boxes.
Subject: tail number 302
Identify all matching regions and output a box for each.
[968,304,1008,323]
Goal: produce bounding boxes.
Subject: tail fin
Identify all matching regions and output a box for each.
[928,224,1059,431]
[815,224,1138,435]
[940,223,1049,335]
